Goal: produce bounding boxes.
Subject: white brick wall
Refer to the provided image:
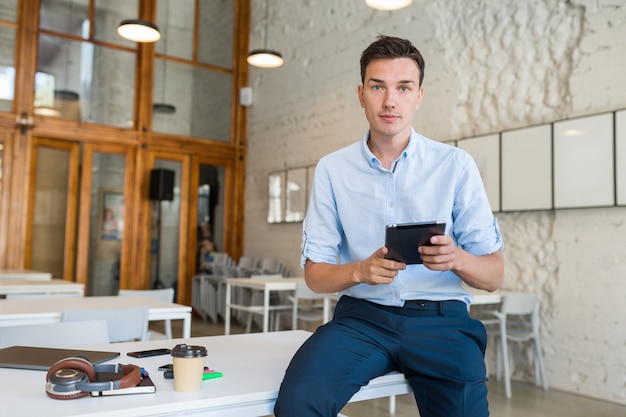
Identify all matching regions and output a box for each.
[246,0,626,405]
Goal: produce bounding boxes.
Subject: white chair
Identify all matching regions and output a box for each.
[0,320,110,348]
[274,281,325,331]
[485,293,548,398]
[61,307,150,343]
[244,274,292,332]
[235,256,260,277]
[118,288,175,339]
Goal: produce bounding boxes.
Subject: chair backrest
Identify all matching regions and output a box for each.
[61,307,149,343]
[259,257,281,274]
[118,288,175,303]
[501,293,538,316]
[0,320,110,348]
[293,281,325,300]
[238,256,258,269]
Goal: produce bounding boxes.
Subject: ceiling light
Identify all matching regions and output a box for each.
[247,49,284,68]
[365,0,413,11]
[248,0,283,68]
[34,106,61,117]
[117,19,161,43]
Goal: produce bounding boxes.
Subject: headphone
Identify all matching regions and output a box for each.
[45,356,141,400]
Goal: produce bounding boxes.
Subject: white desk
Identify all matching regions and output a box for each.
[224,277,503,335]
[0,331,411,417]
[0,279,84,297]
[467,287,504,307]
[0,269,52,280]
[0,296,192,338]
[224,277,303,335]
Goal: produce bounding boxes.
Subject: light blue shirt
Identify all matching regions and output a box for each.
[301,128,503,306]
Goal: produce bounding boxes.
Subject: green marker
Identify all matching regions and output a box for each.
[202,371,223,380]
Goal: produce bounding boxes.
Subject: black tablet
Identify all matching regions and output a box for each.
[384,221,446,264]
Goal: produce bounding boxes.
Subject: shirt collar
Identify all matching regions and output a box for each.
[361,128,418,170]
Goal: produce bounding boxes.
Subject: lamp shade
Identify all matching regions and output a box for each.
[247,49,284,68]
[153,103,176,114]
[365,0,413,10]
[117,19,161,43]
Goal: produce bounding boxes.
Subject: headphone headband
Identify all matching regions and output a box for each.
[46,357,141,400]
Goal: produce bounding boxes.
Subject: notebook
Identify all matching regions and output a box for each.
[0,346,120,371]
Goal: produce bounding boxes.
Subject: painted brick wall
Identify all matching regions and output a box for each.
[245,0,626,404]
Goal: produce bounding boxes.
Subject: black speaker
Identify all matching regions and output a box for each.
[149,169,175,201]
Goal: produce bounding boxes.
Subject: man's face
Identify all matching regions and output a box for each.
[358,58,424,142]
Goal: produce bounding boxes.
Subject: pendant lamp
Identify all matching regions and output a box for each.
[117,19,161,43]
[365,0,413,11]
[247,0,283,68]
[152,2,176,114]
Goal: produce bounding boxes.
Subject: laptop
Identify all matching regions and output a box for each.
[0,346,120,371]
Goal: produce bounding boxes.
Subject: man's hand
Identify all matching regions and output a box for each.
[419,234,504,291]
[418,234,456,271]
[356,247,406,285]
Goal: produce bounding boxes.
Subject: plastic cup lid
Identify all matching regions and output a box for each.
[171,344,208,358]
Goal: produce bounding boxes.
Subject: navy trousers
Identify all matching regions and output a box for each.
[274,295,489,417]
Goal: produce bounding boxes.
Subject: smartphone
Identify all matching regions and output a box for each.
[127,348,172,358]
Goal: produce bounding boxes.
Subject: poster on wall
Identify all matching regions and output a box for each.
[501,124,553,211]
[554,113,614,208]
[456,133,501,212]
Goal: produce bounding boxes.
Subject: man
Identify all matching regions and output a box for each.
[274,35,504,417]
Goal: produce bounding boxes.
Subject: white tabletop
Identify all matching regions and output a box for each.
[0,296,192,338]
[0,331,409,416]
[0,269,52,280]
[0,279,84,296]
[225,276,303,290]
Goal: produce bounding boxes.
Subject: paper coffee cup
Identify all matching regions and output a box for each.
[171,344,208,392]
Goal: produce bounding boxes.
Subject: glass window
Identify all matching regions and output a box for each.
[198,0,234,69]
[151,159,182,290]
[94,0,139,48]
[156,0,193,61]
[153,61,232,141]
[0,26,16,113]
[39,0,90,39]
[36,34,135,127]
[88,151,126,296]
[31,146,71,279]
[0,0,18,22]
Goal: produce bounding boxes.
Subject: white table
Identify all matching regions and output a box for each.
[0,269,52,280]
[0,330,411,417]
[0,279,84,297]
[224,277,503,335]
[224,277,302,335]
[0,296,192,338]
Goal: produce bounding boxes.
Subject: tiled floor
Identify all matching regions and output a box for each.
[160,317,626,417]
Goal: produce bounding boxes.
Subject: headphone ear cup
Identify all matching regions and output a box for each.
[46,357,96,400]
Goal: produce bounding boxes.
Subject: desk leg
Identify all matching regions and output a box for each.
[225,283,232,335]
[182,315,191,339]
[263,288,270,333]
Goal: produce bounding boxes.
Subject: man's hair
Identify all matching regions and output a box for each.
[360,35,425,86]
